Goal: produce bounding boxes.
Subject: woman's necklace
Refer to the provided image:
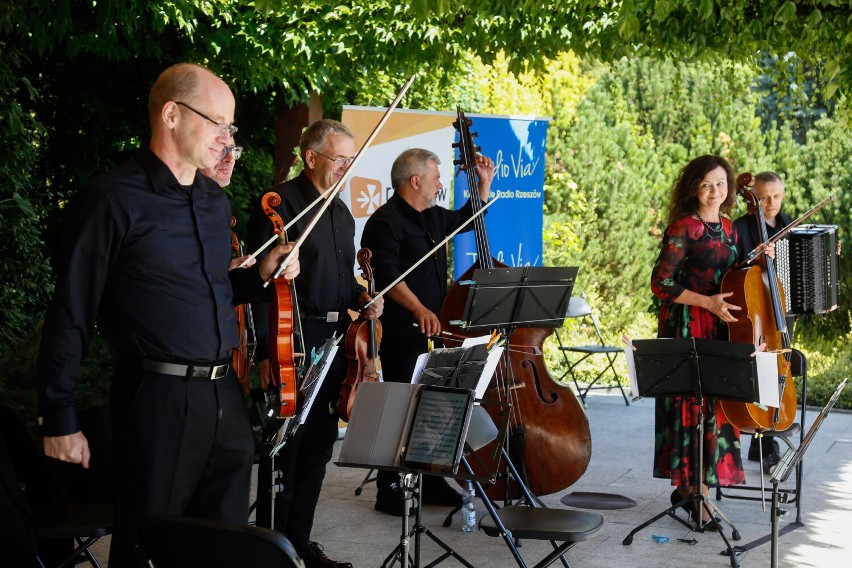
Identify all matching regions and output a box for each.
[696,211,723,236]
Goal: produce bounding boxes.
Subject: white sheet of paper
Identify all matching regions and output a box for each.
[755,352,780,408]
[624,346,639,399]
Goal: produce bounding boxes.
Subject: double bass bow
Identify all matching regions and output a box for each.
[719,173,797,432]
[439,108,591,498]
[261,192,305,418]
[338,248,382,422]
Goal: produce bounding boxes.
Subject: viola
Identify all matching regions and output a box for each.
[338,248,383,422]
[261,192,305,418]
[439,108,591,498]
[719,173,797,432]
[230,216,256,394]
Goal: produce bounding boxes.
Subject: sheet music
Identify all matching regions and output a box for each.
[755,352,780,408]
[410,336,503,400]
[624,346,639,400]
[403,388,472,469]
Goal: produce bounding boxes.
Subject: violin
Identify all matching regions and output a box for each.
[439,108,591,498]
[719,173,797,432]
[261,192,305,418]
[230,216,256,394]
[338,248,383,422]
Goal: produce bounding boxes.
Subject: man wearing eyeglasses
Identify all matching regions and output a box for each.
[37,63,299,567]
[246,118,381,568]
[201,144,243,188]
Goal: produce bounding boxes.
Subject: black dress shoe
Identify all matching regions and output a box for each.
[419,477,463,507]
[301,541,353,568]
[375,482,417,517]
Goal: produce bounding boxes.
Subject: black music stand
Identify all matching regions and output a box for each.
[451,266,576,500]
[622,338,761,568]
[760,379,847,568]
[451,266,577,330]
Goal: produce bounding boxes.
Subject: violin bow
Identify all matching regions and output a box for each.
[265,74,416,285]
[238,186,337,268]
[742,193,835,265]
[362,196,500,309]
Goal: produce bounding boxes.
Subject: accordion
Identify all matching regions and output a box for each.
[775,224,840,315]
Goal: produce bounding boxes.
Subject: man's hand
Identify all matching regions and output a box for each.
[229,254,255,270]
[359,292,383,320]
[44,432,91,469]
[260,243,300,281]
[413,305,441,337]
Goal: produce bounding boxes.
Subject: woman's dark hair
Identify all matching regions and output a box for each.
[667,154,737,224]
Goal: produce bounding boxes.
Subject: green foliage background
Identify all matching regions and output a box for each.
[2,1,850,419]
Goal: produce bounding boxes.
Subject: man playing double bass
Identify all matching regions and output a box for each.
[733,170,793,473]
[361,147,494,516]
[246,119,382,568]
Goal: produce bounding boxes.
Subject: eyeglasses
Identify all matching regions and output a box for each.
[175,101,238,137]
[313,150,355,167]
[223,145,243,160]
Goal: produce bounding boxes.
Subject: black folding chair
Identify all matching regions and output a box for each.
[0,406,113,568]
[140,513,304,568]
[555,294,630,406]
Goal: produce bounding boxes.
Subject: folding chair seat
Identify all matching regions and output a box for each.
[464,406,605,568]
[0,406,113,568]
[555,294,629,405]
[140,513,304,568]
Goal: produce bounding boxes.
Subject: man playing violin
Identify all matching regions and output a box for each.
[361,147,494,516]
[246,119,382,568]
[38,63,300,567]
[733,170,792,473]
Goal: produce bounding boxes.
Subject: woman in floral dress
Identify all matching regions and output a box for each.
[650,154,745,528]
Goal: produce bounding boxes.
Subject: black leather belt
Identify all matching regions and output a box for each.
[140,359,230,379]
[302,311,342,323]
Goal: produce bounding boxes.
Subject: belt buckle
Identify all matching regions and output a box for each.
[325,311,339,323]
[211,364,229,379]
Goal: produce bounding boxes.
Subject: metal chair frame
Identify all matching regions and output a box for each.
[555,294,629,406]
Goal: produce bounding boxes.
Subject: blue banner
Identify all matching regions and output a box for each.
[453,114,549,279]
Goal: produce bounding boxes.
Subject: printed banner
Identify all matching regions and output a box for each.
[452,114,549,279]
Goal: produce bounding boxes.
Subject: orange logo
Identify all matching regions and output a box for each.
[349,176,385,218]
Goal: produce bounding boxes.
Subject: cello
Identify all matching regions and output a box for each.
[230,216,256,394]
[261,192,305,418]
[719,173,797,432]
[439,108,592,497]
[338,248,382,422]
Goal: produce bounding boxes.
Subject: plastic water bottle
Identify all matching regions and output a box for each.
[462,481,477,532]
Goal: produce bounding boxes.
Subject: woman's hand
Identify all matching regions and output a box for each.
[705,291,741,323]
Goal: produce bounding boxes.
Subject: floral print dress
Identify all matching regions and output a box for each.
[650,216,745,488]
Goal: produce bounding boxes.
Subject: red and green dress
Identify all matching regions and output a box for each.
[650,215,746,488]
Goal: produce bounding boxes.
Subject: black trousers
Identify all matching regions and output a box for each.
[273,319,348,551]
[109,364,254,567]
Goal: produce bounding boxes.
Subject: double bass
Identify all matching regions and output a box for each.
[439,108,592,497]
[338,248,382,421]
[261,192,305,418]
[719,173,797,432]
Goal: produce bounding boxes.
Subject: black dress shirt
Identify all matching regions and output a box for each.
[246,172,364,324]
[734,209,792,262]
[38,148,264,437]
[360,193,475,331]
